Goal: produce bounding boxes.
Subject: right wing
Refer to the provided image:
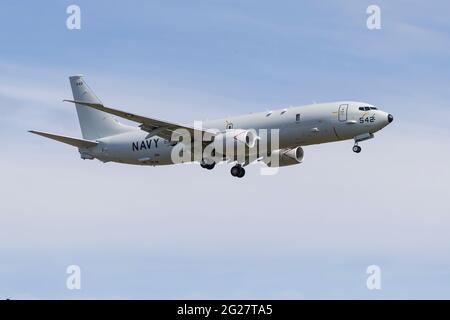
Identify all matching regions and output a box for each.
[63,100,216,142]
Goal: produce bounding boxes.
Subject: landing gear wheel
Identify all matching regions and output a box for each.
[201,161,215,170]
[205,163,215,170]
[231,166,240,177]
[231,165,245,178]
[352,145,362,153]
[237,167,245,178]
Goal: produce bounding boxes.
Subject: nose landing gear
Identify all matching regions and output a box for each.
[352,133,374,153]
[352,144,362,153]
[230,164,245,178]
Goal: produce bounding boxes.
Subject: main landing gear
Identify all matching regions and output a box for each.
[230,164,245,178]
[200,161,215,170]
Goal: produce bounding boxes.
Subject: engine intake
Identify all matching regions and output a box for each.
[266,146,304,167]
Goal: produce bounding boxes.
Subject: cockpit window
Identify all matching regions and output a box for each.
[370,107,378,110]
[359,106,378,111]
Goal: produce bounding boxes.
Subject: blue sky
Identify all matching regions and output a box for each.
[1,0,450,299]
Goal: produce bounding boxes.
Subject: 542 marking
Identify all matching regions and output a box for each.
[360,115,375,123]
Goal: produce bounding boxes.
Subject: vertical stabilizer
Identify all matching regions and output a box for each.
[69,75,130,140]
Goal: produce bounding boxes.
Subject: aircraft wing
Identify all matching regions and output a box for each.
[29,130,98,148]
[64,100,215,142]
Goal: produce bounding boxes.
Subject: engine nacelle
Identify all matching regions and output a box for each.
[213,129,259,150]
[79,152,95,160]
[266,146,304,167]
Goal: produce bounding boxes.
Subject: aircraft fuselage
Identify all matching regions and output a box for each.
[89,101,392,166]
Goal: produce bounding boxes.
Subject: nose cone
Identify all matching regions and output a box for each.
[387,114,394,123]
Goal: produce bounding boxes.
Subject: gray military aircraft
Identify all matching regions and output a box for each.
[30,75,393,178]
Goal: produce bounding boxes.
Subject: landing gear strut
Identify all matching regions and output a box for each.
[352,144,362,153]
[230,164,245,178]
[352,133,374,154]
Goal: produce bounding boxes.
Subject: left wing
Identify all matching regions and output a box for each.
[29,130,98,148]
[63,100,215,142]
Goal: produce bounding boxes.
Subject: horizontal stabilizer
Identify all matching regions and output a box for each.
[29,130,98,148]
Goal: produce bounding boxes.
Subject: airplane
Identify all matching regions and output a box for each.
[29,75,394,178]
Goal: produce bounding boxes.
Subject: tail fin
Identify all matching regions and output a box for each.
[69,75,130,140]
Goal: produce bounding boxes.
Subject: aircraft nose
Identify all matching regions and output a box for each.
[387,114,394,123]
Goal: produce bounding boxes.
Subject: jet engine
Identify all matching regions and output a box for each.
[266,146,304,167]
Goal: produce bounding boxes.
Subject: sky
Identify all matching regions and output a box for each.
[1,0,450,299]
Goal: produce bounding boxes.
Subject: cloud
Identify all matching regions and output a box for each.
[2,120,449,259]
[1,58,450,265]
[0,84,64,107]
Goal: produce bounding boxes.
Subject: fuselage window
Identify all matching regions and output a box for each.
[296,114,301,122]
